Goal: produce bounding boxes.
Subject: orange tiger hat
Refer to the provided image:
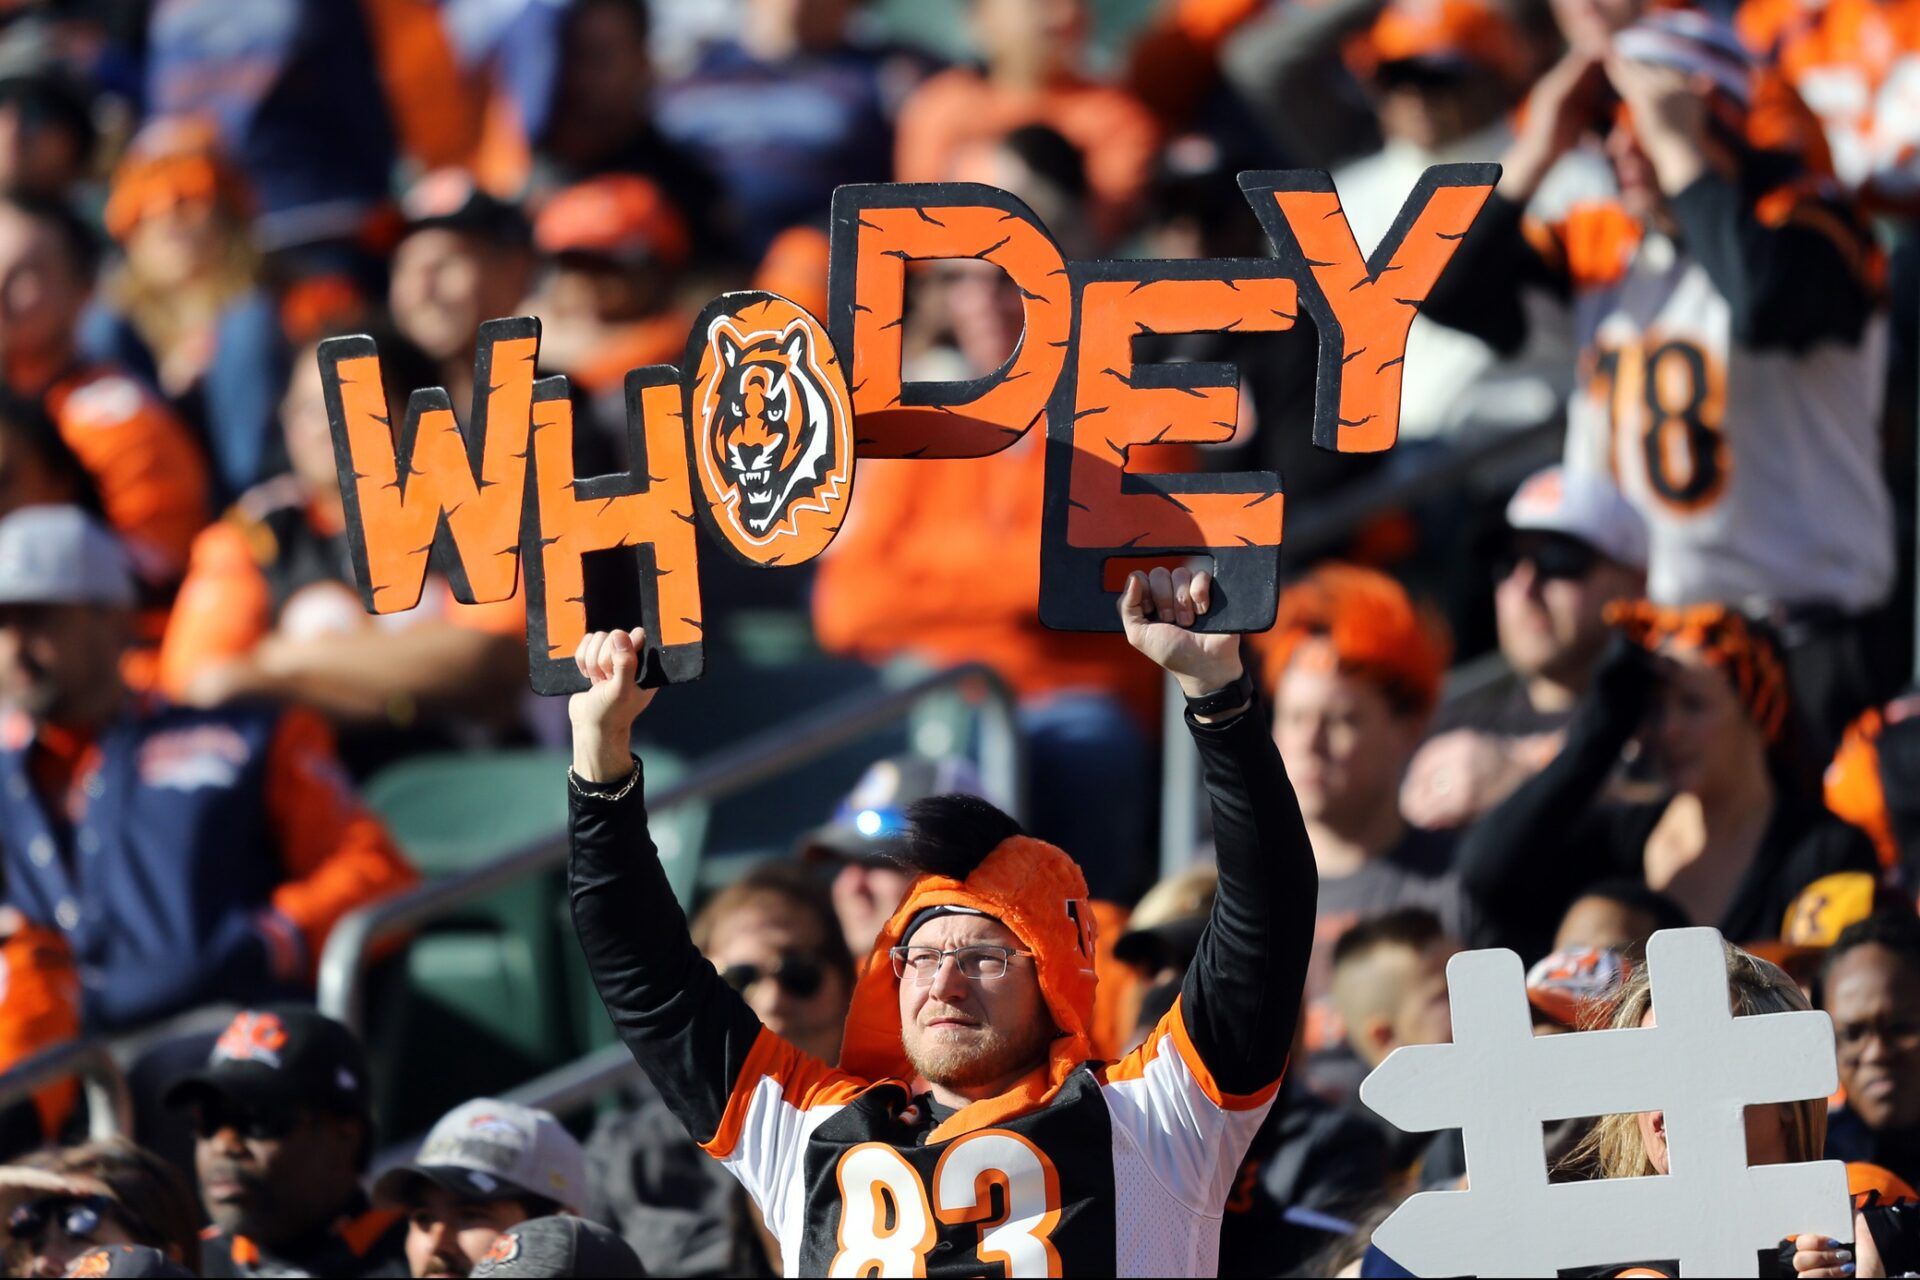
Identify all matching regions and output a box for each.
[1606,601,1791,743]
[838,821,1100,1143]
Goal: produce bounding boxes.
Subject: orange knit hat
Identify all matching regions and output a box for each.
[839,831,1099,1143]
[1252,563,1451,716]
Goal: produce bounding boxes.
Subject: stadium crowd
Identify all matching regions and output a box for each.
[0,0,1914,1274]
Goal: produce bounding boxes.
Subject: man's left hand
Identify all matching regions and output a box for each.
[1118,567,1245,700]
[1607,57,1711,193]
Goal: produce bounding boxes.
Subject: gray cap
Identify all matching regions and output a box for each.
[0,506,135,608]
[797,754,986,865]
[471,1216,646,1278]
[373,1099,589,1212]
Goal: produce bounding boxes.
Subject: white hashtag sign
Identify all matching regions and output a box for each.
[1359,927,1851,1276]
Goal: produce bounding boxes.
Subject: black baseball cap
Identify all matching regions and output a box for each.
[471,1216,647,1278]
[162,1006,370,1120]
[400,168,531,249]
[1113,914,1209,976]
[61,1245,195,1278]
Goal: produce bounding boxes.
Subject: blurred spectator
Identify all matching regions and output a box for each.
[1822,913,1920,1187]
[1459,605,1876,962]
[1826,689,1920,881]
[0,507,416,1028]
[0,1139,201,1278]
[0,59,96,202]
[1329,908,1458,1071]
[1328,907,1459,1164]
[1249,565,1471,1098]
[1337,0,1596,443]
[158,332,528,779]
[165,1006,408,1277]
[0,905,78,1155]
[1424,14,1896,754]
[60,1245,197,1277]
[1736,0,1920,211]
[528,174,691,438]
[794,753,984,957]
[0,389,101,520]
[0,196,210,598]
[390,172,535,417]
[373,1099,588,1280]
[585,861,853,1276]
[87,119,289,504]
[1403,466,1648,829]
[145,0,396,259]
[533,0,724,241]
[655,0,926,258]
[468,1216,645,1279]
[812,127,1163,902]
[894,0,1160,240]
[1552,877,1689,953]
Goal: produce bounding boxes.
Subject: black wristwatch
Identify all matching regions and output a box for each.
[1184,669,1256,719]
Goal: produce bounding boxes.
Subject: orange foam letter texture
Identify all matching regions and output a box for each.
[1241,164,1497,453]
[320,316,536,613]
[522,369,705,693]
[828,183,1069,460]
[1038,259,1295,632]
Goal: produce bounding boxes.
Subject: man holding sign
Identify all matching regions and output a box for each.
[566,567,1314,1276]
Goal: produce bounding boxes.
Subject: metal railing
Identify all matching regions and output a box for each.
[318,663,1025,1038]
[0,1039,134,1141]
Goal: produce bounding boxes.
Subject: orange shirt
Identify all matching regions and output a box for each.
[811,430,1179,728]
[159,488,525,698]
[43,366,211,589]
[893,69,1163,242]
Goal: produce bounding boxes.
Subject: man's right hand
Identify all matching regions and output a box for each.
[1500,50,1606,203]
[569,628,657,783]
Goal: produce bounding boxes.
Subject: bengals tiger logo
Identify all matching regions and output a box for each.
[687,293,853,566]
[64,1248,117,1277]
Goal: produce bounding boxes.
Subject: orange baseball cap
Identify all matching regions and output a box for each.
[1352,0,1528,86]
[103,116,251,242]
[535,174,690,268]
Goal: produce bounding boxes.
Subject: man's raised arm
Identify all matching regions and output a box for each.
[566,628,771,1149]
[1120,569,1319,1099]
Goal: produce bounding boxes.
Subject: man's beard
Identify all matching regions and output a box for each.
[904,1016,1054,1091]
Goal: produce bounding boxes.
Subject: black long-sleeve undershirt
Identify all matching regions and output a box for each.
[567,696,1319,1141]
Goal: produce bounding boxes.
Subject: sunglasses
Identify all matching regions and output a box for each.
[191,1098,300,1142]
[720,954,826,999]
[7,1195,116,1249]
[1494,534,1601,584]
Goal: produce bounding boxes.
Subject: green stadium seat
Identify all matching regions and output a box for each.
[360,748,703,1137]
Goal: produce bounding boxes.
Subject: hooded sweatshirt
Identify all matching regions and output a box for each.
[569,700,1316,1276]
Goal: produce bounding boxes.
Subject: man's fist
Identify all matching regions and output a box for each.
[1119,567,1246,707]
[569,628,657,783]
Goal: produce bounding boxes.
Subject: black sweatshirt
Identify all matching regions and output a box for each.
[1455,695,1877,958]
[568,701,1316,1275]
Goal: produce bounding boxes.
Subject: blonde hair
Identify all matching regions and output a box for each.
[1562,943,1824,1180]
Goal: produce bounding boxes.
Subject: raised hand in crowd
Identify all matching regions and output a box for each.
[569,627,657,785]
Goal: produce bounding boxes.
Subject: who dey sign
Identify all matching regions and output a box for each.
[321,165,1497,695]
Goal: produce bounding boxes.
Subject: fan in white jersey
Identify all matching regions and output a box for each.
[1424,11,1895,751]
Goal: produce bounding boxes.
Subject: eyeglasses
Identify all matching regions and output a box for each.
[191,1098,300,1142]
[1495,534,1602,585]
[1835,1016,1920,1055]
[7,1196,116,1249]
[890,945,1035,984]
[720,954,826,999]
